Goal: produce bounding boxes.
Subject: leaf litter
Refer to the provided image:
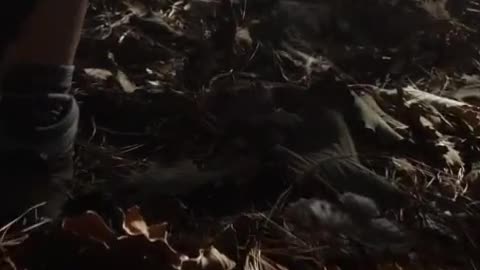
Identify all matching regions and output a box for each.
[3,0,480,269]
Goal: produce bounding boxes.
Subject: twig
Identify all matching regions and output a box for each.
[0,202,49,243]
[88,116,97,143]
[265,186,293,223]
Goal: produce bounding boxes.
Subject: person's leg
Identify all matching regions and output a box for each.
[8,0,88,66]
[0,0,89,222]
[3,0,88,91]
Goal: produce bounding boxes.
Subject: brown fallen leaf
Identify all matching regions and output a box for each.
[147,223,169,242]
[397,86,480,130]
[62,208,182,268]
[122,206,169,242]
[122,206,149,237]
[62,211,116,247]
[182,246,236,270]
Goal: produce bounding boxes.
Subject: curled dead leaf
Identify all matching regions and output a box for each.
[122,206,169,241]
[148,223,169,241]
[62,211,116,246]
[122,206,149,237]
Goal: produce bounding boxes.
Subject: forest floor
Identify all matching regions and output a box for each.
[2,0,480,269]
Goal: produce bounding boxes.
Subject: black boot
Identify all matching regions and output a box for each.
[0,64,79,224]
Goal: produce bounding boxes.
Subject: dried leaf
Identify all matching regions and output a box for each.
[366,93,409,131]
[436,140,464,167]
[147,223,169,241]
[352,91,404,141]
[84,68,113,80]
[402,86,468,108]
[62,211,116,246]
[182,246,236,270]
[122,206,149,237]
[116,69,138,93]
[122,206,169,242]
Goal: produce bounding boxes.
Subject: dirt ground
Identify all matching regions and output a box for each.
[2,0,480,269]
